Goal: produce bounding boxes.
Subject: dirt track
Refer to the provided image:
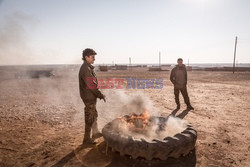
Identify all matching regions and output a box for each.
[0,68,250,166]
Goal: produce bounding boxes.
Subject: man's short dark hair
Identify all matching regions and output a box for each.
[177,58,183,62]
[82,48,97,61]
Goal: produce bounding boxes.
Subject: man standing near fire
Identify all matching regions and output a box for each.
[170,58,194,110]
[79,48,106,144]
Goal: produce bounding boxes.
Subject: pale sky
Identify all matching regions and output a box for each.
[0,0,250,65]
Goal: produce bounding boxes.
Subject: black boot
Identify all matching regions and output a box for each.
[83,138,97,145]
[83,124,96,145]
[91,121,102,139]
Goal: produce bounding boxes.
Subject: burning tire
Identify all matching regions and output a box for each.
[102,115,197,161]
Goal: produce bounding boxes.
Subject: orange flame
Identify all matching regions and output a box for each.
[119,111,151,131]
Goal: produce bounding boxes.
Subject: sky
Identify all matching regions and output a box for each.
[0,0,250,65]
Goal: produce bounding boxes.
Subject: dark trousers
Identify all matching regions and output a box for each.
[83,102,99,140]
[174,85,191,106]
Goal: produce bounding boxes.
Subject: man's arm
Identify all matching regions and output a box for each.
[82,69,105,100]
[170,68,176,85]
[184,68,187,85]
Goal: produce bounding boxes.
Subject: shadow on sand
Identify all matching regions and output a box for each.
[171,108,192,119]
[51,143,95,167]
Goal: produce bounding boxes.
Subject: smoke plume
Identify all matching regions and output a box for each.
[0,12,38,65]
[97,90,188,141]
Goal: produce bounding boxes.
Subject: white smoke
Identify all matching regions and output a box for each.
[115,115,188,141]
[0,12,38,65]
[98,90,188,141]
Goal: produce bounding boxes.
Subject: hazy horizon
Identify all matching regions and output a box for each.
[1,62,250,67]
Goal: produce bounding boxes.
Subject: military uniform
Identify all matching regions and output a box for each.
[79,61,104,142]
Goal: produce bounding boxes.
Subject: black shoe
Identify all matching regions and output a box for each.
[187,105,194,110]
[82,138,97,145]
[176,104,180,110]
[92,132,103,140]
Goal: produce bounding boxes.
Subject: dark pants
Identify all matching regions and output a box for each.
[174,85,191,106]
[83,102,99,140]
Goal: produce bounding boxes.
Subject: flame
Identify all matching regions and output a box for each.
[118,111,151,132]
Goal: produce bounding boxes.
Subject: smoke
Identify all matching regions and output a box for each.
[0,12,38,65]
[115,90,158,116]
[97,90,158,126]
[112,115,188,141]
[154,116,188,140]
[98,90,188,141]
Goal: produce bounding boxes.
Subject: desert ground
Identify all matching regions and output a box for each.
[0,67,249,167]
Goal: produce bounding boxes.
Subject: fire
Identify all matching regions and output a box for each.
[118,111,151,133]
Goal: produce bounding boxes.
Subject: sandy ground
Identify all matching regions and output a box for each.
[0,67,250,167]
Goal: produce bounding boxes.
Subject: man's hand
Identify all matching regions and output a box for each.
[101,94,106,102]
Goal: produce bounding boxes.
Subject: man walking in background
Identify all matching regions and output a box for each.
[79,48,106,145]
[170,58,194,110]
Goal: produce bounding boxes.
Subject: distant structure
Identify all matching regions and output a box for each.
[149,66,162,71]
[233,36,238,73]
[99,65,108,71]
[186,66,193,71]
[186,58,192,71]
[114,64,127,70]
[159,52,161,67]
[148,52,162,71]
[110,64,127,70]
[15,70,53,79]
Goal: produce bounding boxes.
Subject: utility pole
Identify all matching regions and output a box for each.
[233,36,238,73]
[159,52,161,67]
[129,57,131,65]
